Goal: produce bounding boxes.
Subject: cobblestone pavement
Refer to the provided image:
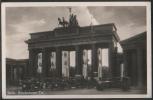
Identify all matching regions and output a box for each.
[6,86,146,95]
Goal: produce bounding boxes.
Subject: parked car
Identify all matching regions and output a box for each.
[96,76,130,91]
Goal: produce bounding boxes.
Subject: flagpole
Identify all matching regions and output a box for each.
[68,7,72,16]
[90,15,94,33]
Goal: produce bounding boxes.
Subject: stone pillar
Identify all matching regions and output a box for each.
[113,47,118,77]
[91,44,98,77]
[29,49,36,77]
[123,50,128,77]
[42,48,49,77]
[10,66,13,82]
[131,50,137,86]
[67,51,70,78]
[56,47,62,77]
[137,49,143,88]
[109,43,113,77]
[45,49,51,77]
[75,45,82,75]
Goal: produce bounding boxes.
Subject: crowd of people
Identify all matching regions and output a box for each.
[20,75,130,92]
[20,76,97,92]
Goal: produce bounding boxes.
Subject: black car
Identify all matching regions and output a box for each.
[96,76,131,91]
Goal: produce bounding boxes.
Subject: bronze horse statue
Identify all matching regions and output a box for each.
[58,17,69,27]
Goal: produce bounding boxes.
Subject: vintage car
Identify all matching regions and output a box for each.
[68,75,87,88]
[96,76,131,91]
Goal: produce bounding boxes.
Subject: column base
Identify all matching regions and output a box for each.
[75,74,82,77]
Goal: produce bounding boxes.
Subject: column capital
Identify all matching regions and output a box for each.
[91,44,97,48]
[56,46,62,51]
[75,45,80,50]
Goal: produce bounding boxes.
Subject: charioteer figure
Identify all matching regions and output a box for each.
[69,14,79,28]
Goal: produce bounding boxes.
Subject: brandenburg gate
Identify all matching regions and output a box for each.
[26,16,120,79]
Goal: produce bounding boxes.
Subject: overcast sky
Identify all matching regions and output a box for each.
[5,6,146,60]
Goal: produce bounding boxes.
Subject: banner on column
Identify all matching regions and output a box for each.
[98,48,102,78]
[102,48,109,67]
[121,63,124,77]
[50,52,56,70]
[14,68,17,80]
[37,53,42,74]
[62,51,70,78]
[83,49,88,79]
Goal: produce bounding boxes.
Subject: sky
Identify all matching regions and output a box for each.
[5,6,146,63]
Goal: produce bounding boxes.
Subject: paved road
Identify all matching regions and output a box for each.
[7,87,146,95]
[43,87,146,95]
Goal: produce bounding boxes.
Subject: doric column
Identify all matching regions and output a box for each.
[10,65,13,82]
[113,47,118,77]
[46,49,51,77]
[123,50,128,76]
[109,43,113,77]
[75,45,82,75]
[56,47,62,77]
[131,50,137,86]
[67,51,70,78]
[137,49,143,88]
[28,49,36,77]
[42,48,50,77]
[91,44,98,77]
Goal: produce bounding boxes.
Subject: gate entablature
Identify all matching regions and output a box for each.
[26,23,119,49]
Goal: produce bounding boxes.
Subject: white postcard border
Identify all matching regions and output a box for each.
[1,2,152,99]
